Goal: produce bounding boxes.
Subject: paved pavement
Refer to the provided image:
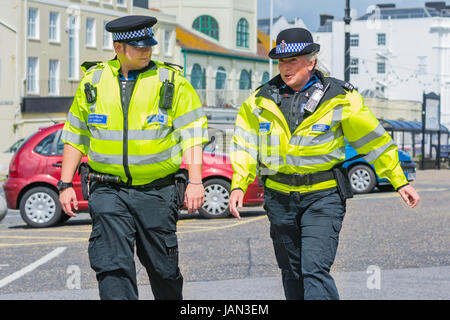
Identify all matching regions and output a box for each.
[1,265,449,300]
[1,170,449,301]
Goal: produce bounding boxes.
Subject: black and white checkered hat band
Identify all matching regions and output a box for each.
[112,27,154,41]
[275,42,312,54]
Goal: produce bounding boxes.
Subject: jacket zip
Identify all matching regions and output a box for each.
[118,76,139,185]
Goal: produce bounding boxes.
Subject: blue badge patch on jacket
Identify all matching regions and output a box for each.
[87,114,108,125]
[147,114,168,125]
[312,124,330,132]
[259,122,271,133]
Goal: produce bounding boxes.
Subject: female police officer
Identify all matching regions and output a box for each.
[228,28,419,300]
[58,15,208,300]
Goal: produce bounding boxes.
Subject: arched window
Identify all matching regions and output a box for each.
[239,69,251,90]
[261,72,270,84]
[216,67,226,89]
[236,18,249,48]
[191,64,204,89]
[192,15,219,40]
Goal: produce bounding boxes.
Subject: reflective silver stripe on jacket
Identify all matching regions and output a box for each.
[286,146,345,166]
[61,130,90,148]
[179,127,208,140]
[89,143,182,166]
[89,127,172,141]
[363,140,394,163]
[173,108,206,129]
[67,112,88,131]
[290,128,342,147]
[230,141,258,160]
[349,123,386,150]
[234,126,259,146]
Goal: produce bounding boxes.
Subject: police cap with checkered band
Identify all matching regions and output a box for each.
[268,28,320,59]
[105,15,158,47]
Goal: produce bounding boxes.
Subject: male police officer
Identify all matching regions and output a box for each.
[229,28,420,300]
[58,15,208,300]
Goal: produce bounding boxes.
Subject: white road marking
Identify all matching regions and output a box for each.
[0,247,67,288]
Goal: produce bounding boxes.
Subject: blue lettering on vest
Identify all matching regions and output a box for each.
[147,114,168,125]
[259,122,271,133]
[87,114,108,125]
[311,124,330,132]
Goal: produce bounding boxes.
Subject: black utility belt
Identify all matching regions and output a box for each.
[267,170,335,186]
[93,172,175,189]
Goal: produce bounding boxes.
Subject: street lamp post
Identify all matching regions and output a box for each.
[344,0,351,82]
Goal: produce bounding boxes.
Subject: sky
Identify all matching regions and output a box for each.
[257,0,440,31]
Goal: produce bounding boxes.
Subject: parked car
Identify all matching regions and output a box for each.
[3,123,264,228]
[342,143,416,194]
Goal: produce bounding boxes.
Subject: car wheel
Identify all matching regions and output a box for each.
[19,187,63,228]
[198,179,231,219]
[348,165,377,194]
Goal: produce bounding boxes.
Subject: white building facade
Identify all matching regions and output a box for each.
[313,3,450,130]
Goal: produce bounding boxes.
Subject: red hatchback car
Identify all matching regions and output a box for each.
[4,123,263,227]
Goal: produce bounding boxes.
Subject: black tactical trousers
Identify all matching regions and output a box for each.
[88,183,183,300]
[264,187,345,300]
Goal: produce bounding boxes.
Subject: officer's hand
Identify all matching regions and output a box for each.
[398,184,420,208]
[184,183,205,214]
[229,189,244,219]
[59,187,78,217]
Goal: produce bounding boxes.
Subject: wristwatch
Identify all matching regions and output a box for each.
[57,180,73,191]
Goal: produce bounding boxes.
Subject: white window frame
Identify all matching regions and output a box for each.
[103,21,113,50]
[152,28,160,55]
[350,58,359,74]
[164,29,173,57]
[27,57,39,95]
[377,33,386,46]
[48,11,60,43]
[68,15,79,80]
[102,0,113,6]
[116,0,127,7]
[27,8,39,40]
[48,59,60,96]
[85,17,96,48]
[377,61,386,74]
[350,34,359,47]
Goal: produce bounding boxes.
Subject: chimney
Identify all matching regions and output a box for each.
[320,14,334,26]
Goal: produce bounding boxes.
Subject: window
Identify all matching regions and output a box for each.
[215,67,226,89]
[236,18,249,48]
[191,64,205,89]
[261,71,270,84]
[377,33,386,46]
[377,61,386,74]
[49,12,59,42]
[35,131,58,156]
[117,0,126,6]
[350,34,359,47]
[192,15,219,40]
[103,21,112,49]
[28,8,39,39]
[27,57,39,94]
[86,18,96,47]
[239,69,251,90]
[48,60,59,95]
[68,15,79,79]
[350,58,359,74]
[164,29,173,56]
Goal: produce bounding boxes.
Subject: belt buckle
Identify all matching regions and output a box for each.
[292,173,307,186]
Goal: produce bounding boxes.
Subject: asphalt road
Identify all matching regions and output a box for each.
[0,169,449,300]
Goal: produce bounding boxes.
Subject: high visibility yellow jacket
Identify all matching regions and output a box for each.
[230,74,408,194]
[61,59,208,186]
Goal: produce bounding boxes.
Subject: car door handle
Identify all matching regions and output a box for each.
[52,163,62,167]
